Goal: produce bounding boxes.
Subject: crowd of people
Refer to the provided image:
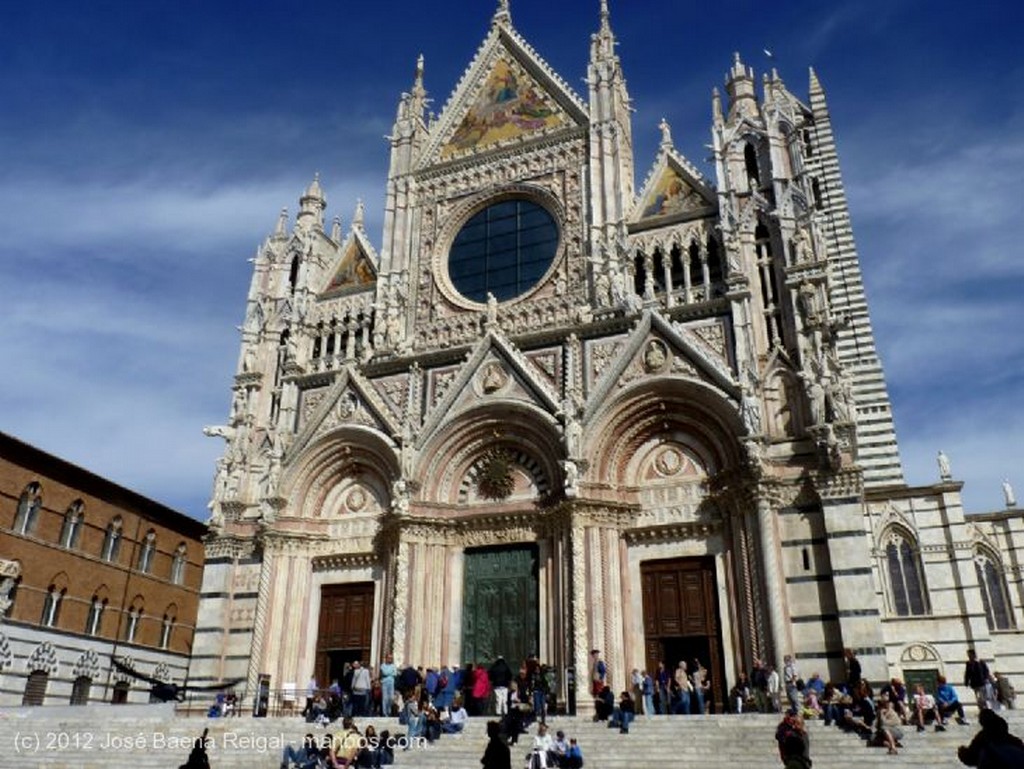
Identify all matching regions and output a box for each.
[759,647,1021,766]
[279,718,396,769]
[274,646,1019,768]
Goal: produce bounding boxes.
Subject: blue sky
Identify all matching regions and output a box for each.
[1,1,1020,519]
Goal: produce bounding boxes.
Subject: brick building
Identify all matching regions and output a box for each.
[0,431,205,705]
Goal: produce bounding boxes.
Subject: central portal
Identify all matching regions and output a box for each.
[462,544,538,664]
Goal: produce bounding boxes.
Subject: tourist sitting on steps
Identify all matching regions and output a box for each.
[874,697,904,755]
[936,675,969,726]
[592,684,614,722]
[279,732,321,769]
[563,738,584,769]
[911,683,944,732]
[609,691,636,734]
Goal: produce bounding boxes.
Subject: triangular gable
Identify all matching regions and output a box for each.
[632,150,716,224]
[286,367,400,464]
[417,330,561,449]
[321,229,377,296]
[583,311,739,419]
[421,24,587,167]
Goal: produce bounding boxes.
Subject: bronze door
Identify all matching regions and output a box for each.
[462,545,538,665]
[641,557,724,711]
[315,582,374,688]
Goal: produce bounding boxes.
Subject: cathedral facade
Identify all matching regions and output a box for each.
[190,2,1023,709]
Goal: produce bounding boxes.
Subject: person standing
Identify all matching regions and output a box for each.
[964,649,995,710]
[489,656,513,717]
[481,720,511,769]
[656,661,671,715]
[378,655,397,718]
[844,649,861,691]
[641,670,655,719]
[350,661,371,718]
[590,650,607,697]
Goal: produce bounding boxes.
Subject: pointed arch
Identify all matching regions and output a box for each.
[13,482,42,535]
[59,499,85,549]
[973,545,1015,630]
[877,524,929,617]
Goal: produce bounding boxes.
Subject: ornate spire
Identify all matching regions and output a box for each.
[330,215,342,243]
[600,0,610,31]
[274,207,288,238]
[353,199,365,229]
[297,173,326,230]
[493,0,510,26]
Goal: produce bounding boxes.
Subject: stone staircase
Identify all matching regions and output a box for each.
[0,705,1020,769]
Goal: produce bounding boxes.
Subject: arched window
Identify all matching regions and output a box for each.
[744,142,761,187]
[22,670,48,706]
[14,482,42,535]
[40,585,64,627]
[160,612,176,650]
[125,598,144,643]
[70,676,91,705]
[633,252,646,295]
[85,595,107,636]
[170,544,187,585]
[101,517,123,562]
[975,549,1015,630]
[137,530,156,573]
[59,500,84,549]
[884,530,928,616]
[111,680,130,704]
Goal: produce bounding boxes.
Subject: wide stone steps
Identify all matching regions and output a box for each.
[0,707,1020,769]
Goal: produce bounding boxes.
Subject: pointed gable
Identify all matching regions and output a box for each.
[441,55,568,159]
[321,231,377,296]
[421,23,587,167]
[632,140,717,226]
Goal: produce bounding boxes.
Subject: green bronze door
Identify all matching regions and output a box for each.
[462,545,538,664]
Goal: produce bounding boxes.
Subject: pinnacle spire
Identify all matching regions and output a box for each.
[274,207,288,237]
[600,0,610,31]
[493,0,510,26]
[353,199,365,229]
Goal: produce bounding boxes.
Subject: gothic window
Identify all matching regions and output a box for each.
[706,235,723,286]
[59,500,84,549]
[688,242,702,288]
[111,680,130,704]
[651,250,666,292]
[160,610,176,650]
[744,142,760,187]
[170,543,187,585]
[85,596,106,636]
[137,530,156,573]
[811,178,824,210]
[448,198,559,303]
[288,254,299,294]
[40,586,64,627]
[13,482,42,535]
[125,603,143,644]
[101,517,123,562]
[884,530,928,616]
[975,549,1014,630]
[669,245,686,289]
[4,576,21,617]
[633,252,646,295]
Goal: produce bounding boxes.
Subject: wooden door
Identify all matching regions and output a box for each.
[640,557,724,711]
[315,582,374,688]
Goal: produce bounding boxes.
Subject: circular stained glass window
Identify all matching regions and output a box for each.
[448,198,559,303]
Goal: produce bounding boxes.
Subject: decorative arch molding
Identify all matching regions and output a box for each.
[898,642,944,672]
[873,504,919,552]
[456,445,551,505]
[0,631,12,671]
[113,655,134,683]
[966,522,1003,562]
[586,379,744,488]
[417,401,562,506]
[285,427,400,519]
[25,641,58,675]
[153,662,171,682]
[72,649,100,679]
